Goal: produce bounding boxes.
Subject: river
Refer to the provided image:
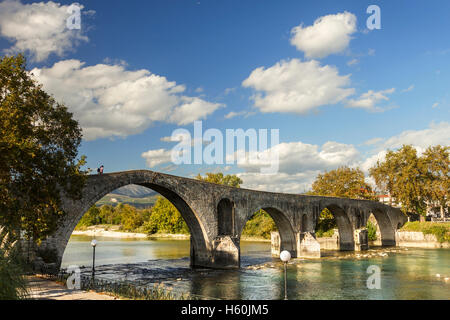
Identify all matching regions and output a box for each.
[61,235,450,300]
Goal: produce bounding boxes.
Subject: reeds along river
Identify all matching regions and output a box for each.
[61,235,450,300]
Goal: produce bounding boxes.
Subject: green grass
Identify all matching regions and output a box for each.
[400,221,450,243]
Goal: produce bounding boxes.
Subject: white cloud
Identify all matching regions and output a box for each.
[168,97,224,125]
[234,140,360,175]
[242,59,354,114]
[224,87,236,95]
[31,60,223,140]
[238,123,450,193]
[141,123,449,193]
[363,137,383,146]
[0,0,90,62]
[432,102,439,109]
[346,88,395,111]
[224,111,253,119]
[347,59,359,66]
[141,149,172,168]
[402,85,414,93]
[290,12,357,59]
[238,171,318,194]
[360,121,450,174]
[381,121,450,152]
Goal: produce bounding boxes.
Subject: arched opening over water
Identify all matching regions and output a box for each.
[315,204,355,251]
[366,209,396,246]
[61,183,206,268]
[239,206,296,261]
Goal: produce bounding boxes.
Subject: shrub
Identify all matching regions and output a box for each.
[0,228,29,299]
[367,221,377,241]
[401,221,450,243]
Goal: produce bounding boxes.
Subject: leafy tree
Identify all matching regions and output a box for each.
[0,54,86,241]
[120,204,144,231]
[370,145,427,215]
[144,196,188,234]
[99,205,115,225]
[242,210,276,239]
[196,172,243,188]
[77,206,101,227]
[309,166,375,200]
[422,145,449,218]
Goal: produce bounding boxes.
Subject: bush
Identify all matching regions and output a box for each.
[315,208,337,237]
[316,228,335,238]
[401,221,450,243]
[0,229,29,299]
[367,221,377,241]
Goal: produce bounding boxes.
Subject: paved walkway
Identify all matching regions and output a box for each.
[26,275,119,300]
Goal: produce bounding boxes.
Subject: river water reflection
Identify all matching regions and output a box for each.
[62,235,450,300]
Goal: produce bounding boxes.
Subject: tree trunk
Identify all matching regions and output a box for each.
[441,205,445,219]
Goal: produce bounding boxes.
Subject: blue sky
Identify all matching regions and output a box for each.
[0,0,449,192]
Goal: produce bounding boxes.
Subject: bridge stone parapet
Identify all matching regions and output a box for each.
[33,170,407,270]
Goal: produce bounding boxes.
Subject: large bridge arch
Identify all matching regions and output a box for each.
[238,204,297,256]
[367,208,397,246]
[321,204,355,251]
[56,177,210,269]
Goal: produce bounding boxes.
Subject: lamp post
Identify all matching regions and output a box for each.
[91,239,97,280]
[280,250,291,300]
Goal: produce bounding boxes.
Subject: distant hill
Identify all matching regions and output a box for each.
[110,184,156,198]
[93,184,158,208]
[96,193,158,209]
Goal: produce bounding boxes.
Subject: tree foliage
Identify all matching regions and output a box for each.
[196,172,243,188]
[143,196,189,234]
[0,54,86,241]
[369,145,449,216]
[309,166,375,200]
[242,210,276,239]
[422,145,449,218]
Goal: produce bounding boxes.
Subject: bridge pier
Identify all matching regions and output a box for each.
[209,236,240,269]
[297,232,321,258]
[354,228,369,251]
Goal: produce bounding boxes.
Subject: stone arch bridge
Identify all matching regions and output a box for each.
[36,170,407,269]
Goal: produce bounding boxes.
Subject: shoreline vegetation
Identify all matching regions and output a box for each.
[72,225,270,242]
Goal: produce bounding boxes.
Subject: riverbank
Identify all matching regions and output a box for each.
[73,226,191,240]
[26,275,118,300]
[72,225,270,241]
[395,221,450,248]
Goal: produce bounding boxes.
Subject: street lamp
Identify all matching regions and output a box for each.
[91,239,97,280]
[280,250,291,300]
